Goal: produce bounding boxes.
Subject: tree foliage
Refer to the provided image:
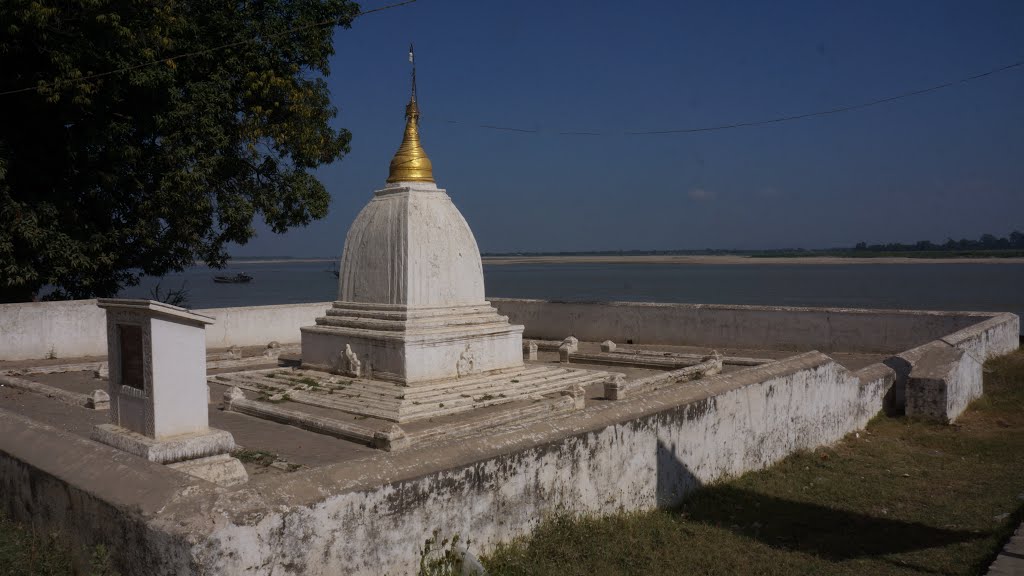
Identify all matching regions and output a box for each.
[0,0,360,302]
[853,230,1024,253]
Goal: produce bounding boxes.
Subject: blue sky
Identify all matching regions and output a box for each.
[234,0,1024,257]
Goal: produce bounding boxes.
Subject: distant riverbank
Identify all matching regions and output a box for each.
[481,255,1024,266]
[225,254,1024,266]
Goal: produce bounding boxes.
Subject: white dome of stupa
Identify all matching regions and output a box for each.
[338,181,485,306]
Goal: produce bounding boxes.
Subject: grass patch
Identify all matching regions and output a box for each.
[484,349,1024,575]
[0,512,118,575]
[231,449,277,467]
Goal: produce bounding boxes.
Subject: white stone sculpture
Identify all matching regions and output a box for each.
[527,341,539,361]
[457,347,475,377]
[343,344,362,378]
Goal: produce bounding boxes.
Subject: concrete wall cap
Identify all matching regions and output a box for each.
[96,298,215,325]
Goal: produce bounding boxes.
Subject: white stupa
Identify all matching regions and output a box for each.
[300,73,524,385]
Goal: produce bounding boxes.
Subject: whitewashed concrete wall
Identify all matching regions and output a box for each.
[173,353,891,575]
[197,302,328,350]
[1,298,1016,362]
[0,300,108,361]
[0,352,891,575]
[490,299,1000,353]
[0,300,331,361]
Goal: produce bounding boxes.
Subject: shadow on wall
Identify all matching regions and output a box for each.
[656,441,981,560]
[655,440,701,508]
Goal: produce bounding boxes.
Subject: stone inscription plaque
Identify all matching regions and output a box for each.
[118,324,145,390]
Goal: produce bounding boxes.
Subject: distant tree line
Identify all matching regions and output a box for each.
[853,231,1024,252]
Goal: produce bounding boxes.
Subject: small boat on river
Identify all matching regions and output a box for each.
[213,273,253,284]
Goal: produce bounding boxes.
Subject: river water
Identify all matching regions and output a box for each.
[118,261,1024,331]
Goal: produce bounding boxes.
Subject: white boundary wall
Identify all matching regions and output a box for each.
[1,298,1017,361]
[0,352,893,575]
[490,298,1004,353]
[0,300,331,361]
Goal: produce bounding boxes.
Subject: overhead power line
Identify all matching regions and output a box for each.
[427,58,1024,136]
[0,0,418,98]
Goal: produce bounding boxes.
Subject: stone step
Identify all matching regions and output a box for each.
[324,307,500,322]
[286,390,401,421]
[300,386,403,409]
[312,316,516,337]
[605,358,723,400]
[211,373,292,394]
[272,373,406,401]
[225,394,381,446]
[402,368,587,402]
[327,303,497,317]
[399,371,607,421]
[214,364,610,424]
[316,311,507,332]
[215,371,405,420]
[615,348,772,366]
[409,393,580,445]
[567,351,697,369]
[400,366,564,396]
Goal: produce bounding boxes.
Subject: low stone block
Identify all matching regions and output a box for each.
[883,340,948,415]
[560,383,587,409]
[263,341,282,360]
[222,386,245,409]
[561,336,579,354]
[91,424,236,464]
[167,454,248,487]
[905,344,982,423]
[373,425,410,452]
[86,389,109,410]
[604,374,626,400]
[558,343,571,364]
[600,340,616,353]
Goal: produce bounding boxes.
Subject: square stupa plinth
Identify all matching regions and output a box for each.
[300,181,524,384]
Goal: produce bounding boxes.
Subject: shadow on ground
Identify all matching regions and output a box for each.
[655,440,982,561]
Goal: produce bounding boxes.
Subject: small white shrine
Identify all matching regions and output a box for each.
[91,299,246,485]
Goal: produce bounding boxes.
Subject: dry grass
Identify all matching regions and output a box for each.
[484,349,1024,575]
[0,513,117,576]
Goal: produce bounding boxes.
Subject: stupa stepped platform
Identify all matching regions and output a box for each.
[210,364,615,424]
[311,302,515,336]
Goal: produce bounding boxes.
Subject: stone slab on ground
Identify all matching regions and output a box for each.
[986,522,1024,576]
[0,373,91,408]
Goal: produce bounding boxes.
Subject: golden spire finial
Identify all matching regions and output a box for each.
[387,44,434,183]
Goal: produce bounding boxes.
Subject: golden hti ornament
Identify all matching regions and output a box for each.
[386,97,434,183]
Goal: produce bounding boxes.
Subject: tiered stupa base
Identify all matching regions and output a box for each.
[300,301,524,385]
